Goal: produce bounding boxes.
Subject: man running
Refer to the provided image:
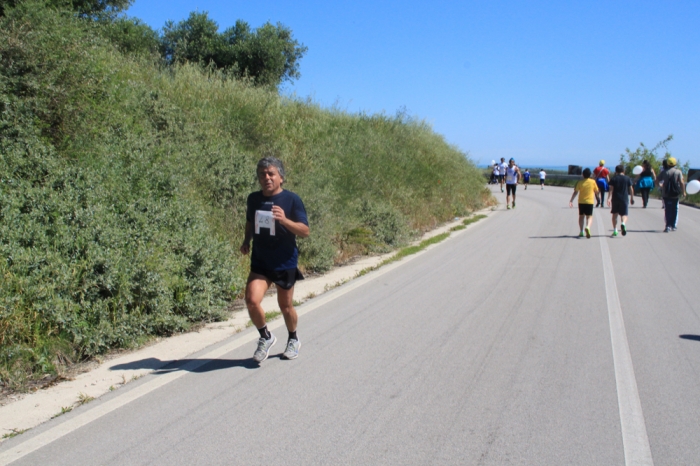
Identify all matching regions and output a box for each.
[498,157,508,192]
[593,160,610,207]
[240,157,309,362]
[539,168,546,189]
[505,158,521,209]
[607,165,634,237]
[523,168,531,190]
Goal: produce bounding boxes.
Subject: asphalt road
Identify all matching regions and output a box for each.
[2,184,700,465]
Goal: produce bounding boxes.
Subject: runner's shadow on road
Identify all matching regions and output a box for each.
[529,235,591,239]
[679,335,700,342]
[110,356,268,373]
[626,230,663,233]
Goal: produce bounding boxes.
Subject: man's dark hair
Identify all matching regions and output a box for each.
[582,168,592,179]
[256,157,285,181]
[615,165,624,174]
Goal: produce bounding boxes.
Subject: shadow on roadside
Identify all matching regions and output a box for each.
[679,335,700,342]
[110,356,271,373]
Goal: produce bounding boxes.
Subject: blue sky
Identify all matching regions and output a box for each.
[127,0,699,169]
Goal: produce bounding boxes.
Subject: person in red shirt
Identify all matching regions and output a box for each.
[593,160,610,207]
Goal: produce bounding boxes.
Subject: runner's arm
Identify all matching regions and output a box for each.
[240,221,253,254]
[569,188,578,207]
[272,206,310,238]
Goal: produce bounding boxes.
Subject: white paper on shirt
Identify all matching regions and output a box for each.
[255,210,275,235]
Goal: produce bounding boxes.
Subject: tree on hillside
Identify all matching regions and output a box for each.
[160,11,307,88]
[222,20,307,87]
[1,0,132,17]
[98,16,160,56]
[160,11,225,68]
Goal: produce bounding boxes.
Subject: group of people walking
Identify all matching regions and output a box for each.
[568,158,688,236]
[500,157,688,237]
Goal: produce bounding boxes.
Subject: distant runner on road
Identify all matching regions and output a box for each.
[539,169,546,189]
[523,169,531,190]
[505,158,521,210]
[240,157,310,362]
[498,158,508,192]
[491,163,499,184]
[607,165,634,237]
[569,168,599,238]
[593,160,610,208]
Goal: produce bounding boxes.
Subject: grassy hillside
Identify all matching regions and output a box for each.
[0,3,490,389]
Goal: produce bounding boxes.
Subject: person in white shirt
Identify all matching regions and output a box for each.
[498,158,508,192]
[539,169,546,189]
[505,158,521,209]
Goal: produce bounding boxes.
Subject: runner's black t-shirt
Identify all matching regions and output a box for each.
[609,175,632,204]
[246,190,308,271]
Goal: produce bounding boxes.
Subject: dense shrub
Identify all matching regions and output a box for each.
[0,2,489,389]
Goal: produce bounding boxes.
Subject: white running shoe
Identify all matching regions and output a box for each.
[253,334,276,363]
[282,339,301,360]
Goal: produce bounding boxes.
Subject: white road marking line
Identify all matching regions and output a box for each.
[0,252,419,465]
[595,212,654,465]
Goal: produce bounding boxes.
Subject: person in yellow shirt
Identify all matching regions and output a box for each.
[569,168,599,238]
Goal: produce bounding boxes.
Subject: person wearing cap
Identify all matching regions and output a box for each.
[593,160,610,208]
[505,158,521,209]
[661,157,686,232]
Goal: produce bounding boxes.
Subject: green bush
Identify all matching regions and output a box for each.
[0,2,489,389]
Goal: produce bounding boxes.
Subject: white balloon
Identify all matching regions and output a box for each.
[687,179,700,195]
[632,165,643,175]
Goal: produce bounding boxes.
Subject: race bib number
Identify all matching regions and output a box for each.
[255,210,275,235]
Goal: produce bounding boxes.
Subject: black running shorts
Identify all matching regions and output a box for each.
[610,200,628,216]
[578,204,594,216]
[506,184,517,195]
[250,266,304,290]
